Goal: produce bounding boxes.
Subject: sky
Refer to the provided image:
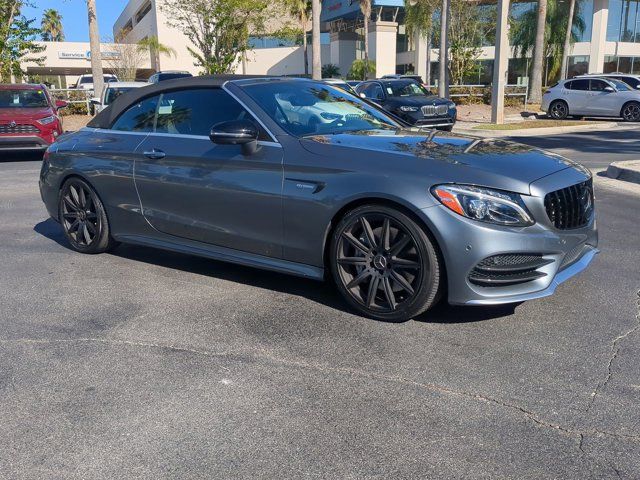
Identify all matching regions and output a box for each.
[23,0,129,42]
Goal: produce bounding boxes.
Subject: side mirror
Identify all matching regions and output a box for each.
[604,86,615,92]
[210,119,259,154]
[55,100,68,109]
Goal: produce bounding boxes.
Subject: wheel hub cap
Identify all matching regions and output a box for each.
[373,254,387,271]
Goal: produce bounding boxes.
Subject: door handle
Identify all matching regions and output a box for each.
[143,149,165,160]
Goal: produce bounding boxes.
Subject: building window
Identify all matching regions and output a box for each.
[604,55,640,73]
[567,55,589,78]
[135,1,152,25]
[607,0,640,42]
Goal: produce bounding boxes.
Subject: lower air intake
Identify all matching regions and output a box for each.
[469,253,553,287]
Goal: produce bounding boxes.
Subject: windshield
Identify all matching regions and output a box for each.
[0,89,49,108]
[105,87,135,105]
[240,80,400,137]
[387,81,431,97]
[608,79,631,91]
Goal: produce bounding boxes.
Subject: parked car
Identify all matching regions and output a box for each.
[543,77,640,121]
[148,71,193,83]
[73,74,118,90]
[576,73,640,90]
[39,76,597,321]
[90,81,147,114]
[322,78,358,96]
[356,78,456,130]
[0,83,66,152]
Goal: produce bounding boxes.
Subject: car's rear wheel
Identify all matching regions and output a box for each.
[58,178,116,254]
[621,102,640,122]
[549,100,569,120]
[330,205,441,322]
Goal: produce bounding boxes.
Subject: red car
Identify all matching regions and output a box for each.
[0,83,67,152]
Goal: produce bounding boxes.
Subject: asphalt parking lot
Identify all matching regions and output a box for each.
[1,148,639,479]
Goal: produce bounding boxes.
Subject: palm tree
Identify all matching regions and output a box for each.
[438,0,450,97]
[528,0,547,104]
[559,0,576,79]
[86,0,104,99]
[360,0,372,79]
[511,0,585,84]
[311,0,321,79]
[41,8,64,41]
[284,0,311,76]
[137,35,176,72]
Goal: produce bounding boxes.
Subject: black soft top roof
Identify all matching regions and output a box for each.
[87,74,277,129]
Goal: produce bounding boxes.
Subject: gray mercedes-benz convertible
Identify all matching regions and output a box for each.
[39,75,598,321]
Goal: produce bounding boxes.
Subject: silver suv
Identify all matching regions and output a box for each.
[577,73,640,90]
[542,77,640,122]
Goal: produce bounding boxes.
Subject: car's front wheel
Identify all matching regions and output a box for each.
[58,178,116,254]
[621,101,640,122]
[330,205,441,322]
[549,100,569,120]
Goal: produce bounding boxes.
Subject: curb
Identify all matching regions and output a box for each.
[453,121,628,138]
[606,160,640,185]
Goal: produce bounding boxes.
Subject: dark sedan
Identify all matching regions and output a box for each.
[40,76,597,322]
[356,79,456,130]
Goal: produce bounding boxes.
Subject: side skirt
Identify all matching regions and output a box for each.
[114,234,325,281]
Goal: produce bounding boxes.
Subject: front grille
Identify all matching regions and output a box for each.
[544,179,593,229]
[421,104,448,116]
[0,124,39,134]
[469,253,553,287]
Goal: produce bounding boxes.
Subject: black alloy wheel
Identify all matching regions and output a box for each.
[549,100,569,120]
[621,102,640,122]
[330,205,441,322]
[58,178,116,254]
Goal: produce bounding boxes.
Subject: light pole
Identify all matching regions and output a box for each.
[491,0,510,124]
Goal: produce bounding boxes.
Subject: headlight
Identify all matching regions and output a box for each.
[399,106,419,112]
[37,115,56,125]
[431,184,534,227]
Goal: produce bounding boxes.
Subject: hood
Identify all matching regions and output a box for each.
[300,129,586,195]
[387,95,450,107]
[0,107,53,121]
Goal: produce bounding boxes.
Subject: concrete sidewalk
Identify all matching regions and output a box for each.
[453,120,636,138]
[606,160,640,185]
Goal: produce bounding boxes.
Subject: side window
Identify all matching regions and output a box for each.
[154,88,267,139]
[590,80,609,91]
[564,81,573,90]
[570,79,589,91]
[370,84,384,100]
[111,95,159,132]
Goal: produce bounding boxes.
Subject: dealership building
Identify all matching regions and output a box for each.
[24,0,640,88]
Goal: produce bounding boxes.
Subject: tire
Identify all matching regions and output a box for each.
[549,100,569,120]
[329,205,441,322]
[58,177,116,254]
[621,101,640,122]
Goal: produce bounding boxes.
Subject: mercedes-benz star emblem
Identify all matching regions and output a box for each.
[8,121,16,129]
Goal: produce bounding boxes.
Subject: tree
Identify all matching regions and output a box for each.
[447,0,482,84]
[359,0,372,79]
[511,0,585,85]
[347,58,375,80]
[528,0,547,103]
[405,0,439,85]
[107,31,145,81]
[0,1,45,81]
[86,0,104,98]
[559,0,576,79]
[321,63,340,78]
[311,0,321,79]
[41,8,64,41]
[281,0,311,75]
[438,0,450,97]
[161,0,270,75]
[137,35,176,72]
[322,63,340,78]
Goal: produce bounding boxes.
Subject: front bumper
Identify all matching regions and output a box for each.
[417,171,598,306]
[0,135,50,151]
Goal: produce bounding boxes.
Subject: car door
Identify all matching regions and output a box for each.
[587,79,617,115]
[133,87,284,258]
[563,79,589,114]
